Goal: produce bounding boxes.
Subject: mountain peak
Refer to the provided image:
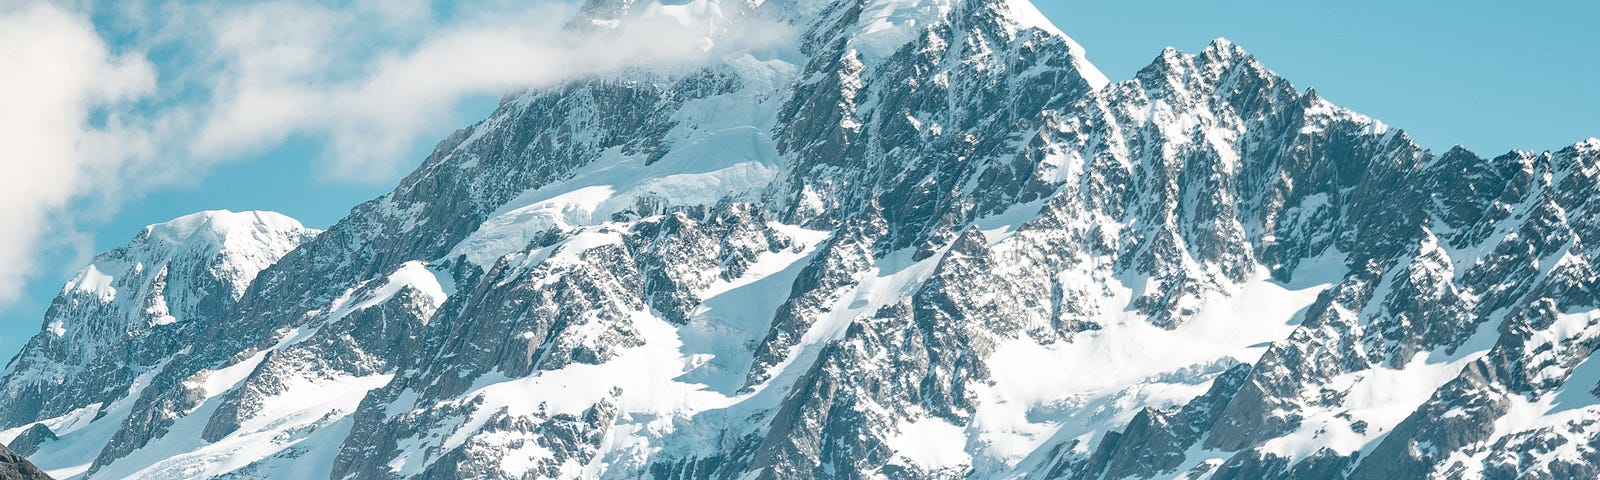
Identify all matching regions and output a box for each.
[566,0,1110,89]
[54,210,315,311]
[1578,137,1600,151]
[1141,46,1188,76]
[1135,40,1275,92]
[1442,144,1478,157]
[140,210,311,248]
[1201,36,1249,61]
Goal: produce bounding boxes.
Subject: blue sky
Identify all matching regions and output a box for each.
[0,0,1596,361]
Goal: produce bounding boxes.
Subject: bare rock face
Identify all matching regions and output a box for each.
[0,444,50,480]
[2,0,1599,479]
[4,425,54,458]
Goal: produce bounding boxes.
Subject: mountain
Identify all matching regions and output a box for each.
[0,210,316,478]
[3,0,1599,478]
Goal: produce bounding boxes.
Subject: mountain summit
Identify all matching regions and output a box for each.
[4,1,1599,479]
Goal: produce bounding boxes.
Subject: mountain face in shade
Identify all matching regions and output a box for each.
[0,444,50,480]
[3,0,1599,479]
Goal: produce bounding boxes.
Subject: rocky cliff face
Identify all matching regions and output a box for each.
[3,0,1599,479]
[0,444,49,480]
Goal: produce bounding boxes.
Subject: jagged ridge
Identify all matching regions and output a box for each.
[2,1,1599,479]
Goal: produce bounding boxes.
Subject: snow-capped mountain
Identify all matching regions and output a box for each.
[0,211,316,478]
[4,0,1599,478]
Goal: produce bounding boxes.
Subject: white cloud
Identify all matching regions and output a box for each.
[0,0,788,305]
[180,0,773,180]
[0,2,156,301]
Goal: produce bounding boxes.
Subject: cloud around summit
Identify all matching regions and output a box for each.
[0,0,785,305]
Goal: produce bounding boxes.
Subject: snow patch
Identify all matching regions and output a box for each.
[887,417,971,470]
[66,264,116,301]
[977,266,1331,462]
[998,0,1108,89]
[395,309,737,477]
[320,261,449,324]
[6,356,178,479]
[1260,350,1487,461]
[99,372,392,480]
[450,59,790,269]
[679,224,832,393]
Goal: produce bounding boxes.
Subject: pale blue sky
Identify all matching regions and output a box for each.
[1,1,1596,361]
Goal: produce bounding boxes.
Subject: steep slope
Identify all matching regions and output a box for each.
[2,0,1598,479]
[0,444,49,480]
[0,211,315,478]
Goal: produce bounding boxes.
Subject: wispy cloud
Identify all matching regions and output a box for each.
[0,0,786,303]
[181,0,755,179]
[0,2,155,301]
